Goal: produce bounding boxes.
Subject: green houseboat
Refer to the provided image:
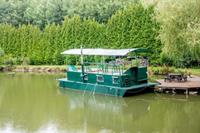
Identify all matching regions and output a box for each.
[59,48,157,97]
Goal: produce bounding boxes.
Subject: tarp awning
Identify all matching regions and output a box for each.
[61,48,148,56]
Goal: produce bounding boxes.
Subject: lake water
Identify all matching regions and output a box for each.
[0,73,200,133]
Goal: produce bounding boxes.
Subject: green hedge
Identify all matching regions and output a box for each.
[0,4,160,65]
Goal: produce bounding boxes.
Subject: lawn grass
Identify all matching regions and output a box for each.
[185,68,200,76]
[149,66,200,76]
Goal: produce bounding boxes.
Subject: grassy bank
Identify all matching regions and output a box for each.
[0,65,67,73]
[15,65,67,73]
[148,66,200,82]
[187,68,200,76]
[149,66,200,76]
[15,65,66,69]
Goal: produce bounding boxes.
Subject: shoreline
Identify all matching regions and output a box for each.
[0,65,200,76]
[0,65,66,73]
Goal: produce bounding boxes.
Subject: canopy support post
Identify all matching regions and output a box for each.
[81,45,85,82]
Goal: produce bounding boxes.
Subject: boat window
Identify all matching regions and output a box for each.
[83,75,88,81]
[112,76,119,84]
[97,75,104,82]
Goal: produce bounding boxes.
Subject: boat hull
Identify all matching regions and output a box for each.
[59,78,157,97]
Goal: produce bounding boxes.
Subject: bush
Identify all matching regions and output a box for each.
[150,66,175,75]
[150,67,160,75]
[3,55,14,66]
[22,57,31,65]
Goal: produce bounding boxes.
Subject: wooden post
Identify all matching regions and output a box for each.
[81,45,85,82]
[172,88,176,95]
[186,88,189,98]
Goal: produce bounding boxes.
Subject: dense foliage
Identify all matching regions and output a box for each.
[0,0,200,67]
[0,4,160,65]
[157,0,200,67]
[0,0,137,29]
[0,48,3,56]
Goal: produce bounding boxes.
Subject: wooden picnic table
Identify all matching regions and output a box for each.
[169,73,182,78]
[165,73,187,82]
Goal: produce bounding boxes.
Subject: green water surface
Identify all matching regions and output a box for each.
[0,73,200,133]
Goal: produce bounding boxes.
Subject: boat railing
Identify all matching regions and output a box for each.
[67,58,147,75]
[83,61,134,75]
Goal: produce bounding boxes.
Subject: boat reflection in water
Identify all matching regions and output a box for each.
[0,73,149,133]
[60,88,151,133]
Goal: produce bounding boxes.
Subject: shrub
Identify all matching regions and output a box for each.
[150,66,175,75]
[3,55,14,66]
[22,57,31,65]
[150,67,161,75]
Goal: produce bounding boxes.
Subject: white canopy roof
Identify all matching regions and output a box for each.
[61,48,147,56]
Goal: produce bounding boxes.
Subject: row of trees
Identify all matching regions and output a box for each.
[0,0,200,67]
[0,0,138,29]
[0,4,160,65]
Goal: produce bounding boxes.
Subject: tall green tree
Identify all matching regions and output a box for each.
[157,0,200,67]
[0,0,138,28]
[106,4,161,63]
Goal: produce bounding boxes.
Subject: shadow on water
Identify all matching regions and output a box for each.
[0,73,200,133]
